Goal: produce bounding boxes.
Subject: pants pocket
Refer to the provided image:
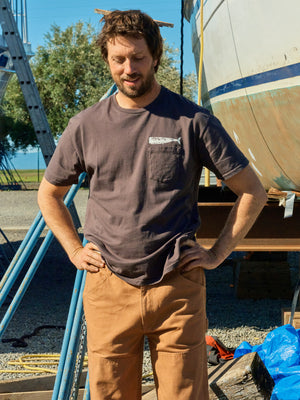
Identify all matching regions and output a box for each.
[83,267,112,301]
[179,267,206,288]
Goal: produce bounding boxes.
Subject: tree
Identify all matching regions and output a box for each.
[33,22,113,135]
[0,78,36,154]
[1,21,196,152]
[157,42,196,101]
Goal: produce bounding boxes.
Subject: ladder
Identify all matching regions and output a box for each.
[0,0,56,166]
[0,0,82,227]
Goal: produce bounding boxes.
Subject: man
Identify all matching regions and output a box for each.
[38,9,267,400]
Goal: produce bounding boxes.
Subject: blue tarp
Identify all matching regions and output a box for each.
[234,324,300,400]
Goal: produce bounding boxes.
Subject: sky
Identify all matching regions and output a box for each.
[25,0,196,76]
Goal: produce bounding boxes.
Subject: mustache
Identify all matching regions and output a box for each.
[121,73,141,81]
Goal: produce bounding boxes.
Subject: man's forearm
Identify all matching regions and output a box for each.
[42,197,83,258]
[38,178,104,272]
[38,181,83,260]
[211,191,266,264]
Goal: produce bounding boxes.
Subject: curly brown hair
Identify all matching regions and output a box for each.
[96,10,163,73]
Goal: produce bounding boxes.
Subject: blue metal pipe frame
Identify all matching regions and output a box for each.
[0,212,44,296]
[51,240,87,400]
[57,268,87,399]
[0,173,86,338]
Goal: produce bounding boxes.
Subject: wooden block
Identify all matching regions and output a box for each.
[0,371,87,393]
[236,261,292,299]
[282,308,300,329]
[142,385,156,396]
[208,352,274,399]
[142,388,157,399]
[0,379,154,399]
[0,389,84,399]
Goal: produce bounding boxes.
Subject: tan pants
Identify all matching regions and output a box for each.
[83,265,208,400]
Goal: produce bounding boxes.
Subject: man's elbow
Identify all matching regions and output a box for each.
[255,185,268,209]
[247,178,268,214]
[37,177,48,210]
[37,177,64,210]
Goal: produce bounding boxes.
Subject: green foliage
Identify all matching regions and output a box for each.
[1,21,196,153]
[157,42,197,100]
[1,75,36,153]
[33,22,113,135]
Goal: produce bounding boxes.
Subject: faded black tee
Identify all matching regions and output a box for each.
[45,86,248,285]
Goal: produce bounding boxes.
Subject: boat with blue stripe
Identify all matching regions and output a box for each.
[184,0,300,191]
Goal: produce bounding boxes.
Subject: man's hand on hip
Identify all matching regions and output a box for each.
[70,242,106,272]
[178,239,220,271]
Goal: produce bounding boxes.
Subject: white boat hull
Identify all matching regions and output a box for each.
[185,0,300,191]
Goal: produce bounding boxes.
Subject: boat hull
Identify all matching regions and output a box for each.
[185,0,300,191]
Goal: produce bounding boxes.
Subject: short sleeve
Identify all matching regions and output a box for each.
[197,114,249,181]
[44,118,85,186]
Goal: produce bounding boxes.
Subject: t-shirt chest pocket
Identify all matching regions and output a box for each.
[147,144,184,184]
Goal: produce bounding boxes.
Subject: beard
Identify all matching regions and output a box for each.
[115,67,156,99]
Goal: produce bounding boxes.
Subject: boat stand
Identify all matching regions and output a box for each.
[0,173,90,400]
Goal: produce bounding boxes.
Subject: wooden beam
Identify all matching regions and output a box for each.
[0,372,88,394]
[0,374,154,399]
[196,200,300,251]
[268,187,300,200]
[208,352,274,399]
[94,9,174,27]
[198,238,300,252]
[0,389,84,400]
[142,388,157,399]
[0,386,155,400]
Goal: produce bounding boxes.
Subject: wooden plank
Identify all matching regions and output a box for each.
[94,9,174,27]
[198,238,300,251]
[0,372,87,393]
[142,385,155,395]
[196,200,300,252]
[0,385,154,399]
[142,388,157,399]
[0,389,84,400]
[0,377,153,398]
[208,352,274,399]
[0,375,57,394]
[282,309,300,329]
[268,187,300,199]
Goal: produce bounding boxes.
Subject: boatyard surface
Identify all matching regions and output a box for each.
[0,188,299,381]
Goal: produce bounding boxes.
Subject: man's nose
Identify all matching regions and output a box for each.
[123,59,136,75]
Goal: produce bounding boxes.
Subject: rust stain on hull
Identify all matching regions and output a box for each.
[210,85,300,191]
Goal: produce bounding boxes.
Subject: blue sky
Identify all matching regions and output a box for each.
[25,0,196,75]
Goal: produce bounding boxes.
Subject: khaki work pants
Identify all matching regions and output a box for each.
[83,265,209,400]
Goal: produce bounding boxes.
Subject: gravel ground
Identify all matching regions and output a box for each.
[0,188,299,383]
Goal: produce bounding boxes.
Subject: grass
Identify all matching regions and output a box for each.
[14,169,45,183]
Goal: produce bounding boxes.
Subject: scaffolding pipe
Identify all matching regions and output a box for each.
[0,229,54,338]
[83,372,90,400]
[57,268,87,400]
[0,173,86,337]
[0,214,45,305]
[0,211,43,291]
[52,244,86,400]
[51,266,86,400]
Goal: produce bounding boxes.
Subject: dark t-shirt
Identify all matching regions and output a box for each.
[45,86,248,285]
